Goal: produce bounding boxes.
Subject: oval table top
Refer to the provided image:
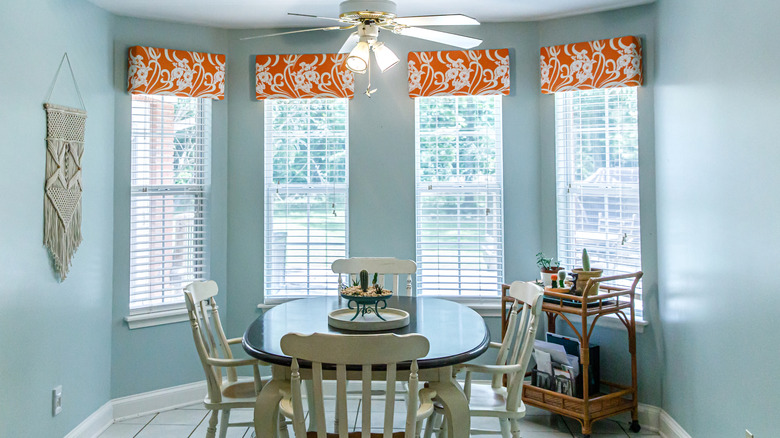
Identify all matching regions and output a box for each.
[243,296,490,369]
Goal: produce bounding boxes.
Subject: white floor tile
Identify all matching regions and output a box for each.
[151,408,209,425]
[134,424,195,437]
[97,423,145,438]
[190,422,249,438]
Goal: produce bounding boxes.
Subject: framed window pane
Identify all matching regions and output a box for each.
[264,98,349,298]
[415,95,504,297]
[130,94,211,312]
[555,87,643,317]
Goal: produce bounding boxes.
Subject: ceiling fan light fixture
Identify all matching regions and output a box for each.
[371,42,399,72]
[346,41,370,73]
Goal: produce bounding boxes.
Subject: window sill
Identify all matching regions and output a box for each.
[124,308,189,329]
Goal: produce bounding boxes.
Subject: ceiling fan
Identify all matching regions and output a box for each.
[242,0,482,78]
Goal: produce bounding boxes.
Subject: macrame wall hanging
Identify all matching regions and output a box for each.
[44,53,87,281]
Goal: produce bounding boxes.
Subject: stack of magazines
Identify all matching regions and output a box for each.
[531,339,579,396]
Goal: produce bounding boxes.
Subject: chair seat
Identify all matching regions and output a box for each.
[204,377,258,408]
[466,383,525,419]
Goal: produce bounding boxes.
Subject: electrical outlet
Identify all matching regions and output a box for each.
[52,385,62,416]
[746,430,754,438]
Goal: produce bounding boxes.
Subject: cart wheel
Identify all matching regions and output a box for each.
[629,420,641,433]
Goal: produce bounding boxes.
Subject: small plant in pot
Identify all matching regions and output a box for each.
[572,249,603,296]
[536,252,562,287]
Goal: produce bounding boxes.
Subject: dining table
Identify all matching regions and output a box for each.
[242,295,490,438]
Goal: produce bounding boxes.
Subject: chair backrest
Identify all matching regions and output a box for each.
[331,258,417,296]
[281,332,430,438]
[183,280,235,404]
[494,281,544,411]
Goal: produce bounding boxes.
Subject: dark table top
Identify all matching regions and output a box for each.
[243,296,490,369]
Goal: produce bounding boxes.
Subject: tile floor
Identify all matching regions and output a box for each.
[98,398,661,438]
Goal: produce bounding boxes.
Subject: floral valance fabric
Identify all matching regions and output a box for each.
[540,36,642,94]
[255,54,354,100]
[407,49,510,98]
[127,46,225,100]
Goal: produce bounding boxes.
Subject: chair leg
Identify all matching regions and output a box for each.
[435,414,447,438]
[509,419,522,438]
[278,412,290,438]
[498,418,511,438]
[422,412,436,438]
[206,410,219,438]
[219,409,231,438]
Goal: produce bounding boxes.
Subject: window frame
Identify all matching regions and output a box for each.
[554,86,644,320]
[262,98,350,303]
[414,95,505,300]
[127,94,212,316]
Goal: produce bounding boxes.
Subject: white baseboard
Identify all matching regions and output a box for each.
[67,379,691,438]
[659,409,692,438]
[112,381,206,421]
[63,402,113,438]
[67,381,206,438]
[635,403,660,432]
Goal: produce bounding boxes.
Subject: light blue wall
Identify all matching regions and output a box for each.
[110,17,229,398]
[225,23,544,339]
[655,0,780,435]
[538,4,662,406]
[0,0,115,436]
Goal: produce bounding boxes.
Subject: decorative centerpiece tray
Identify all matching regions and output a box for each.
[327,285,410,331]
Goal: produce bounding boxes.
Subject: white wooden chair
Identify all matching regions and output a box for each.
[331,258,417,296]
[424,281,544,438]
[279,332,438,438]
[184,281,279,438]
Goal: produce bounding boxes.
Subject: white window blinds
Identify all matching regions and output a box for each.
[415,95,504,297]
[555,87,643,317]
[264,98,348,299]
[130,95,211,312]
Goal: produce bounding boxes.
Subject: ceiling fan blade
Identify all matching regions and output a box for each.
[338,33,360,54]
[395,26,482,49]
[287,13,353,24]
[240,26,344,41]
[393,14,480,26]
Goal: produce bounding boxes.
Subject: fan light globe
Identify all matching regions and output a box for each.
[346,41,370,73]
[372,42,399,72]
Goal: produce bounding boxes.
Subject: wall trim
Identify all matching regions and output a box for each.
[63,402,113,438]
[67,381,205,438]
[67,380,690,438]
[112,381,206,421]
[659,408,692,438]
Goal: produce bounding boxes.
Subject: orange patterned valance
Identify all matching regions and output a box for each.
[407,49,510,98]
[128,46,225,100]
[255,54,354,100]
[540,36,642,94]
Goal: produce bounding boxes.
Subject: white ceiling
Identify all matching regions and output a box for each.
[87,0,653,29]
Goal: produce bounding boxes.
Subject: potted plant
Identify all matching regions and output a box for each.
[536,252,562,287]
[572,249,603,295]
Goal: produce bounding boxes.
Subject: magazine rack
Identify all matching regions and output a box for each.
[501,271,643,437]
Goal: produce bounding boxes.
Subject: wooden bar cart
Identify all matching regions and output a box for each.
[501,272,643,437]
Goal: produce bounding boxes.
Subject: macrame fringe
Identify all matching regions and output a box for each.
[44,196,82,280]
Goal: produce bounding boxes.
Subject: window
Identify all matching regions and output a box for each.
[415,95,504,297]
[130,94,211,312]
[264,98,348,299]
[555,87,643,316]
